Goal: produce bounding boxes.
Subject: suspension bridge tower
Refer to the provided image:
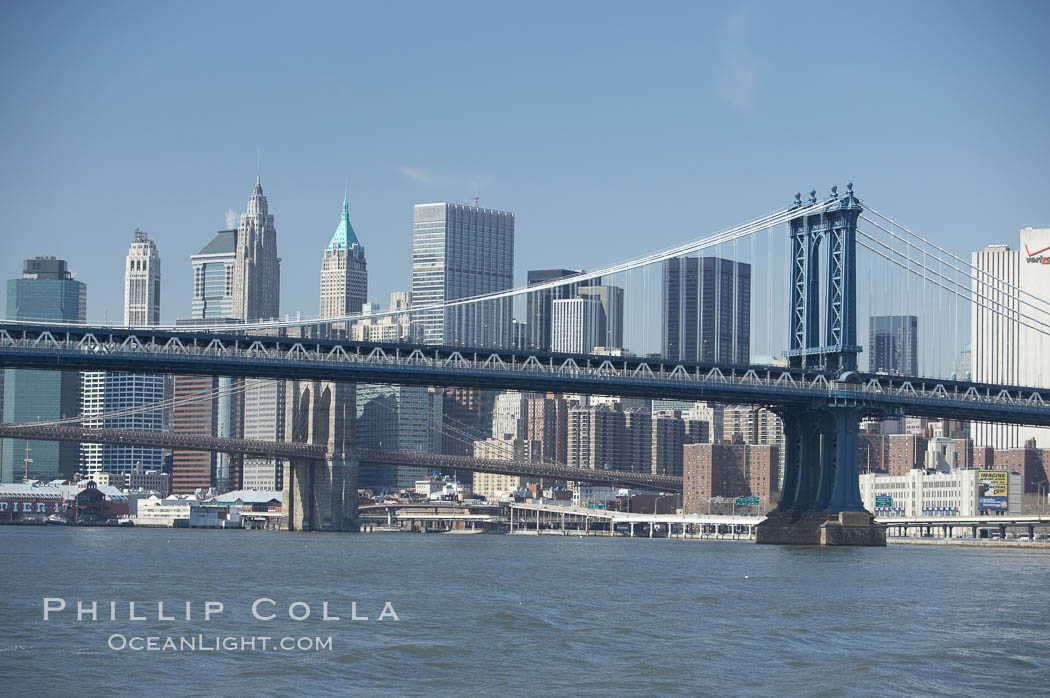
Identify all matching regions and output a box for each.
[756,184,886,546]
[281,380,359,532]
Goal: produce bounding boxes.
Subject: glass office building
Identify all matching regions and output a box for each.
[412,203,514,348]
[2,258,87,482]
[662,256,751,365]
[191,230,237,320]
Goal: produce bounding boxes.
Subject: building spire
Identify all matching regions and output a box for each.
[327,190,361,253]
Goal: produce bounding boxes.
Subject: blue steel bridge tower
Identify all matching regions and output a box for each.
[787,183,862,375]
[756,183,885,545]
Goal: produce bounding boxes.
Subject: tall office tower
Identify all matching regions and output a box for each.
[662,256,751,364]
[972,229,1050,449]
[526,395,570,464]
[233,177,281,323]
[320,195,367,324]
[577,285,624,350]
[242,379,285,491]
[180,228,245,492]
[2,258,86,482]
[412,202,514,348]
[868,315,918,375]
[191,229,238,320]
[124,229,161,325]
[551,296,603,353]
[171,374,243,494]
[525,269,598,351]
[82,231,165,479]
[567,405,625,471]
[357,385,443,491]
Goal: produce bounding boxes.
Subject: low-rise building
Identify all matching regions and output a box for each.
[860,468,1023,517]
[132,495,200,527]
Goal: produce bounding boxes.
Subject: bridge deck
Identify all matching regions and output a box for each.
[2,323,1048,426]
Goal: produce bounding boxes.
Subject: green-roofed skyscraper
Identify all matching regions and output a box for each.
[320,194,367,327]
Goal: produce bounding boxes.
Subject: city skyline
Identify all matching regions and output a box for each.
[2,3,1047,332]
[3,3,1050,693]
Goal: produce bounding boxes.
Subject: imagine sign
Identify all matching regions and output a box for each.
[977,471,1009,511]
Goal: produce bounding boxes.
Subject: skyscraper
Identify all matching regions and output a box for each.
[551,296,603,353]
[82,231,166,479]
[241,378,285,491]
[525,269,598,351]
[662,256,751,365]
[124,229,161,325]
[320,195,367,323]
[412,202,514,348]
[868,315,918,375]
[577,284,624,350]
[2,258,86,482]
[971,229,1050,449]
[233,177,281,323]
[356,384,443,491]
[171,374,243,494]
[191,230,237,320]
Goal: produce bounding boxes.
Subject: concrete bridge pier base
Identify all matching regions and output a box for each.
[756,405,885,546]
[281,380,358,532]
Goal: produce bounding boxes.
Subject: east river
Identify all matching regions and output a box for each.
[1,527,1048,696]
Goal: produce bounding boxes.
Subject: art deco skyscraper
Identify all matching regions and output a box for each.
[320,194,367,322]
[124,229,161,325]
[82,231,166,478]
[233,177,280,323]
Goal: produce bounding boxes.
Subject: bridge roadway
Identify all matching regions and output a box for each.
[2,323,1049,425]
[0,423,682,492]
[878,514,1050,540]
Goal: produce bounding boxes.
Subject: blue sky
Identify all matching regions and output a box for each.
[1,0,1048,328]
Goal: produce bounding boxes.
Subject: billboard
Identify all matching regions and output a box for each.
[978,471,1008,511]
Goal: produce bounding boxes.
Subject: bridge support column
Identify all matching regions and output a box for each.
[281,381,358,532]
[756,405,885,546]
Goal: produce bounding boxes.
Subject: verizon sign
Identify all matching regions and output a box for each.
[1024,242,1050,265]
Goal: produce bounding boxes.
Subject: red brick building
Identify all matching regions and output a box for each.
[683,443,778,513]
[171,375,243,494]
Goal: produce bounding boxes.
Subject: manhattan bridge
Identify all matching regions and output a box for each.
[2,185,1049,544]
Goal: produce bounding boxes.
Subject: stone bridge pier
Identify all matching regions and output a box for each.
[755,405,885,546]
[281,380,358,532]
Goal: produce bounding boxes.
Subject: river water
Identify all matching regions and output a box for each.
[1,527,1048,696]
